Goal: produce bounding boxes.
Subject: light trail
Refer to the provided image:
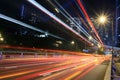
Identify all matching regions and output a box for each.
[49,0,94,42]
[74,65,96,80]
[39,57,98,80]
[64,62,95,80]
[47,0,101,46]
[27,0,92,45]
[0,58,75,79]
[0,14,64,40]
[0,54,109,79]
[14,61,84,80]
[0,62,57,69]
[77,0,103,45]
[53,0,90,37]
[71,1,100,43]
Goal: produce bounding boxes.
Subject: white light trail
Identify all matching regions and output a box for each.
[52,0,100,45]
[0,13,64,40]
[53,0,90,37]
[27,0,92,44]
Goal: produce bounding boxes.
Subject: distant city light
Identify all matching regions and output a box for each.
[0,33,4,41]
[89,36,92,40]
[98,44,101,48]
[55,8,59,13]
[71,41,75,45]
[91,43,94,46]
[56,41,62,44]
[0,37,4,41]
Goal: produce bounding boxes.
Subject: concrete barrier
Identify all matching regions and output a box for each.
[104,60,111,80]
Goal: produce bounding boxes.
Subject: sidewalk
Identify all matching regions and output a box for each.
[80,60,110,80]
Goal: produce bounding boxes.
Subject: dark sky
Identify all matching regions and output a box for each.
[83,0,116,18]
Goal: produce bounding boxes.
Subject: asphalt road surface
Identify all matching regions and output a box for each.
[0,55,109,80]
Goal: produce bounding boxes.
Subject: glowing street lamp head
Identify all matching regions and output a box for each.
[98,15,107,24]
[96,13,109,26]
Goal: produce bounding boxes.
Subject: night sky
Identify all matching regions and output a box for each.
[83,0,115,16]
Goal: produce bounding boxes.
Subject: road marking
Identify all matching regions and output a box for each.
[42,72,51,76]
[4,66,17,69]
[39,68,71,80]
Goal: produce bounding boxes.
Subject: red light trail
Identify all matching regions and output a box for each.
[77,0,103,45]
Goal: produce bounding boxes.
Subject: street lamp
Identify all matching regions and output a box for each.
[96,13,109,26]
[71,41,75,45]
[97,14,114,57]
[98,15,107,24]
[96,15,107,47]
[96,14,108,41]
[0,37,4,41]
[97,15,114,45]
[70,41,78,51]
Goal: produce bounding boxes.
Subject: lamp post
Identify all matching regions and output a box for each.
[96,15,108,53]
[97,14,108,37]
[97,15,114,76]
[111,20,114,61]
[97,14,114,48]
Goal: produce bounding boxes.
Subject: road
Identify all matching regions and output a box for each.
[0,55,109,80]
